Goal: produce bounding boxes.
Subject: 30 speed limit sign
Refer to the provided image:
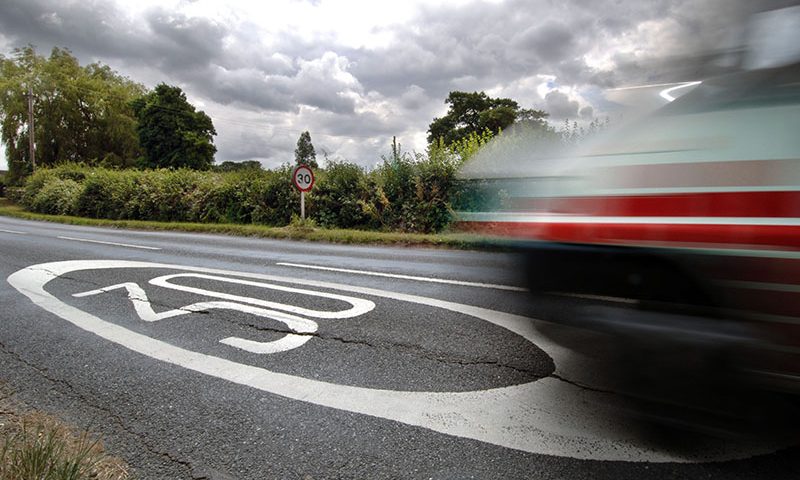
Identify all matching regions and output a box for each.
[292,165,315,192]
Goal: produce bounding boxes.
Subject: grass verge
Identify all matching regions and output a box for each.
[0,384,129,480]
[0,198,491,249]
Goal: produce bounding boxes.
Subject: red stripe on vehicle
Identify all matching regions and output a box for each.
[457,221,800,249]
[514,191,800,217]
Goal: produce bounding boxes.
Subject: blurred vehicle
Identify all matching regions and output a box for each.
[457,5,800,435]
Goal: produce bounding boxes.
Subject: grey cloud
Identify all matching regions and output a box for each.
[167,52,363,115]
[144,8,226,69]
[513,21,576,63]
[350,0,657,102]
[0,0,144,59]
[0,1,230,77]
[0,0,775,167]
[269,30,341,64]
[0,0,704,114]
[597,15,634,34]
[475,33,506,59]
[290,53,360,114]
[544,91,580,119]
[216,129,291,164]
[297,91,356,115]
[399,85,428,110]
[597,0,761,86]
[349,2,539,100]
[310,110,403,139]
[194,49,364,114]
[204,67,296,112]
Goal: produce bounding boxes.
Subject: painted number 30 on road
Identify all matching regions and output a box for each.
[293,165,314,192]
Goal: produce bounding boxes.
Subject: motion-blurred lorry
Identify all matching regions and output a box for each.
[457,5,800,434]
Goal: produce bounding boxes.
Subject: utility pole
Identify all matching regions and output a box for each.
[27,85,35,170]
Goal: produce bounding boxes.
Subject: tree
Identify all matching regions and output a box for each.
[0,46,145,182]
[294,131,317,169]
[131,83,216,170]
[513,108,550,130]
[427,91,523,145]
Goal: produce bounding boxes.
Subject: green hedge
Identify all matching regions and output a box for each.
[313,162,373,229]
[19,150,500,232]
[21,165,313,227]
[30,178,82,215]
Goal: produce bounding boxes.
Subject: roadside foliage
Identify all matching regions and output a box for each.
[16,115,609,233]
[18,134,479,233]
[0,46,145,184]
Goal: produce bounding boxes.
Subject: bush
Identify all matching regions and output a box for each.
[126,169,200,221]
[49,163,89,183]
[312,162,371,228]
[187,171,244,223]
[414,145,461,232]
[30,178,82,215]
[74,170,136,219]
[5,187,25,202]
[369,143,461,233]
[21,169,57,208]
[113,169,205,222]
[250,166,299,226]
[371,154,418,231]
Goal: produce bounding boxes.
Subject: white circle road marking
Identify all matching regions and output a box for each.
[149,273,374,319]
[72,272,375,355]
[75,281,319,354]
[7,260,783,462]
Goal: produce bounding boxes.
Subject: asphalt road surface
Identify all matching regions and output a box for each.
[1,215,798,479]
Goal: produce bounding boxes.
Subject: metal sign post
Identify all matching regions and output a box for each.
[292,165,315,219]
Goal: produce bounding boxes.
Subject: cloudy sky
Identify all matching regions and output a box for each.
[0,0,758,170]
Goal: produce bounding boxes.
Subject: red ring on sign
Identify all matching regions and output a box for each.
[292,165,315,192]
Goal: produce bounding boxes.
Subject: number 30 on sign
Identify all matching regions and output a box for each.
[292,165,315,192]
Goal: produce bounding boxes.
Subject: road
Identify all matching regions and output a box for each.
[1,215,798,479]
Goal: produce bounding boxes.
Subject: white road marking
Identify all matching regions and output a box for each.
[0,228,27,235]
[276,262,527,292]
[149,273,375,319]
[57,236,161,250]
[8,260,782,463]
[74,282,183,321]
[73,274,372,355]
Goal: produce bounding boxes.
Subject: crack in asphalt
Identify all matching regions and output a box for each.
[0,339,216,480]
[30,267,550,379]
[32,267,114,295]
[549,373,620,395]
[19,265,622,395]
[233,318,549,378]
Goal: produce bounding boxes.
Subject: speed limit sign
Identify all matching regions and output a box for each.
[292,165,315,192]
